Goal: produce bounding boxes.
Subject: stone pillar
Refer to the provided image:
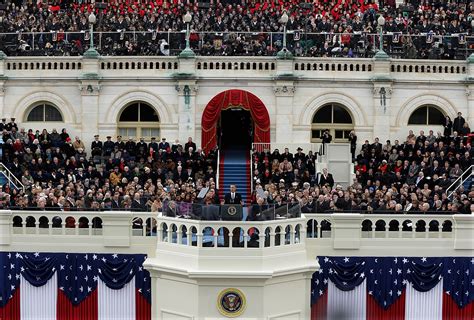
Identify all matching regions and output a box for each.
[0,51,6,117]
[175,81,198,145]
[80,55,101,150]
[371,56,392,142]
[101,212,133,247]
[0,210,11,246]
[273,81,295,144]
[466,55,474,128]
[371,82,392,142]
[331,213,362,249]
[453,214,474,250]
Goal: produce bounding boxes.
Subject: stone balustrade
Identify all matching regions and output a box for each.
[1,210,472,257]
[1,55,473,82]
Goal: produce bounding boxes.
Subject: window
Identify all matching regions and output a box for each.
[26,103,63,122]
[311,103,354,142]
[118,102,160,140]
[408,105,445,125]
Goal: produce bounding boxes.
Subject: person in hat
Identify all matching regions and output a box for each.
[125,137,136,158]
[115,135,125,151]
[91,135,103,157]
[6,118,18,132]
[159,137,170,151]
[103,136,115,157]
[136,137,148,157]
[0,118,7,132]
[149,137,159,152]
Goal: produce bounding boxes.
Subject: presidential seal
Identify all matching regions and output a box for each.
[217,288,246,317]
[227,205,237,216]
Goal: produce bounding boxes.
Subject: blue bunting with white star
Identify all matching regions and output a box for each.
[311,256,474,310]
[0,252,151,307]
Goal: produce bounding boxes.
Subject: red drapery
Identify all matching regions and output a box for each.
[442,293,474,320]
[366,291,406,320]
[201,90,270,153]
[0,287,20,320]
[311,289,328,320]
[56,289,98,320]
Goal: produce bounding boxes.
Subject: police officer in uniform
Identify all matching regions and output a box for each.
[103,136,115,157]
[115,135,125,151]
[149,137,159,153]
[91,135,103,157]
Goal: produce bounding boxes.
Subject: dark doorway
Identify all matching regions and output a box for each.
[218,108,253,149]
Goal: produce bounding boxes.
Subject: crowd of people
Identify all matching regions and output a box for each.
[0,120,221,213]
[0,0,473,58]
[0,110,472,218]
[251,112,473,216]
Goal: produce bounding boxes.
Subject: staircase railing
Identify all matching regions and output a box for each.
[0,163,25,192]
[216,149,220,190]
[446,165,473,199]
[250,148,254,195]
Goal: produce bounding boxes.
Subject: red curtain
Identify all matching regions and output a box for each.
[57,289,98,320]
[0,287,20,320]
[311,289,327,320]
[201,90,270,153]
[367,291,406,320]
[135,289,152,320]
[442,293,474,320]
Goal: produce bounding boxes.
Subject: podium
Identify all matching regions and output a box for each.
[221,204,243,221]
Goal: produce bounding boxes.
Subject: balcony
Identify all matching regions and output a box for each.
[0,210,472,258]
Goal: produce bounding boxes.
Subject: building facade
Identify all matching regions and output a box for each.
[0,54,473,150]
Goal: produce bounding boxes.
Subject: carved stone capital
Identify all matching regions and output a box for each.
[273,85,295,96]
[372,85,392,98]
[175,83,198,96]
[79,79,101,96]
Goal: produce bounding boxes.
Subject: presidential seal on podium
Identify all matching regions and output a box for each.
[217,288,246,317]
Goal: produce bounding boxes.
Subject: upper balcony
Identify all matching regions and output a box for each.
[0,31,473,83]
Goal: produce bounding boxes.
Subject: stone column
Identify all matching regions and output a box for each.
[175,81,198,145]
[371,82,392,142]
[80,55,101,150]
[371,56,392,142]
[0,210,11,246]
[273,81,296,144]
[0,51,6,117]
[465,54,474,128]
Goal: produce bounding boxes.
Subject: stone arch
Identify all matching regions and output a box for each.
[13,91,77,123]
[299,92,368,126]
[396,94,457,127]
[105,90,173,125]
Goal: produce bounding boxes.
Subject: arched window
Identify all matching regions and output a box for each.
[408,105,445,125]
[118,102,160,139]
[311,103,354,142]
[25,103,63,122]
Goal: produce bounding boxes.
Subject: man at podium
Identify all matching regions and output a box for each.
[223,185,244,247]
[224,185,243,205]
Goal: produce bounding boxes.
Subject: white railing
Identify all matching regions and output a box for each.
[0,163,25,191]
[446,165,473,199]
[155,215,305,249]
[216,149,220,189]
[304,213,456,239]
[1,211,472,254]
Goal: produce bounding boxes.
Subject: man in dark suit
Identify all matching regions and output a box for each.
[318,168,335,188]
[224,185,243,205]
[91,135,103,157]
[453,112,465,134]
[158,137,170,151]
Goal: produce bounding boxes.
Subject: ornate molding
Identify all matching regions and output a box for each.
[79,84,101,95]
[175,84,198,96]
[372,85,392,98]
[273,85,295,96]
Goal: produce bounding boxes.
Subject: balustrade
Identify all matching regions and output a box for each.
[0,211,471,254]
